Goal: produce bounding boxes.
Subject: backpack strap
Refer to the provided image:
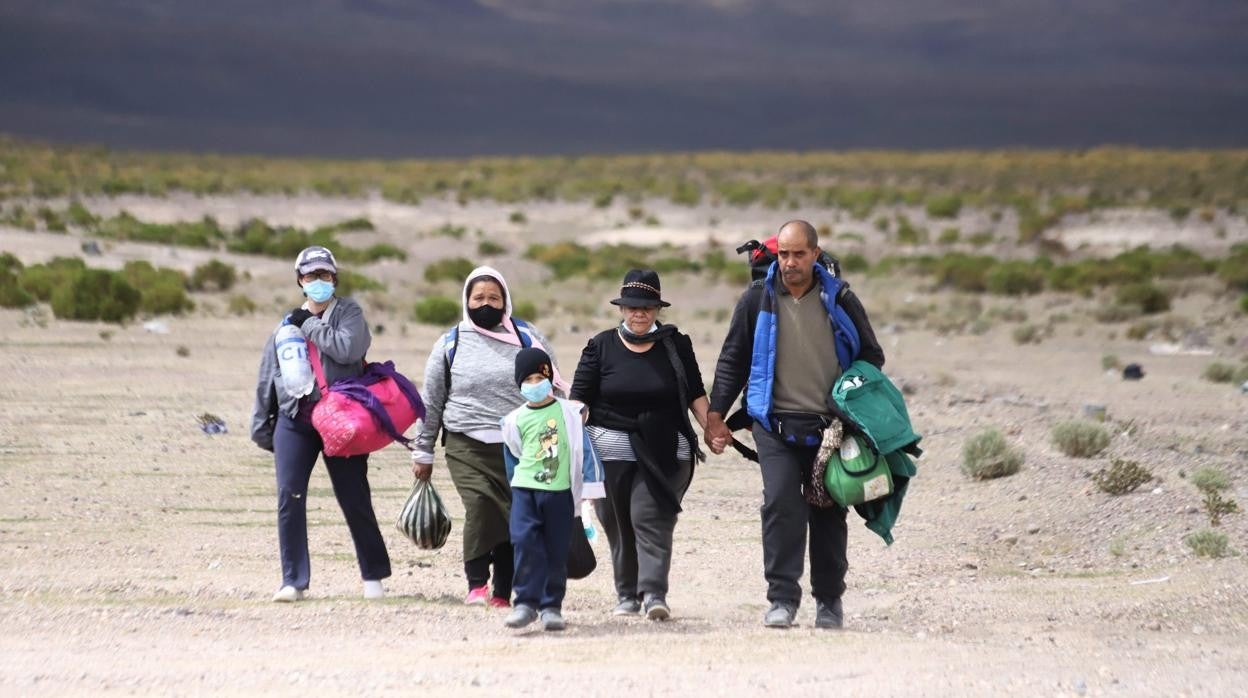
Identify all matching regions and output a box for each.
[306,341,329,394]
[442,325,459,394]
[512,317,535,348]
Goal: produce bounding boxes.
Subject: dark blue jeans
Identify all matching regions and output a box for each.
[510,487,574,611]
[274,415,391,590]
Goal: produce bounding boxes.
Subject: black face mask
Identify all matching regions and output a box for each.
[467,303,505,329]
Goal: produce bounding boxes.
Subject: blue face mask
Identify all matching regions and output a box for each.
[520,378,553,403]
[303,279,335,303]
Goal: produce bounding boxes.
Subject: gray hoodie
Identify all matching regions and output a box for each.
[412,266,559,460]
[250,296,372,451]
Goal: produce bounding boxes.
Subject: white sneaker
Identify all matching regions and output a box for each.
[363,580,385,600]
[272,585,304,603]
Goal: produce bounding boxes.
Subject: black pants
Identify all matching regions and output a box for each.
[464,540,514,599]
[752,425,848,608]
[273,415,391,589]
[593,458,689,602]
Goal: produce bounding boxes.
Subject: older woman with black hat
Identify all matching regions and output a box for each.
[570,269,709,621]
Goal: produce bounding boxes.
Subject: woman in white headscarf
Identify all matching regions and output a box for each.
[412,266,567,608]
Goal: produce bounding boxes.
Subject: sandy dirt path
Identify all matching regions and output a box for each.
[1,289,1246,696]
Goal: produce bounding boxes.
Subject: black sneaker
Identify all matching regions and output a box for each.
[612,597,641,616]
[643,596,670,621]
[815,598,843,629]
[763,602,797,628]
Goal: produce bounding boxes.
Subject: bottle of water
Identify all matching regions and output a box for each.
[581,500,597,542]
[275,320,315,397]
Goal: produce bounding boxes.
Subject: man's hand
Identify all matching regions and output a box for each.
[704,411,732,455]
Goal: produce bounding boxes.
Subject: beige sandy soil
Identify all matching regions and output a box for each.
[1,200,1247,696]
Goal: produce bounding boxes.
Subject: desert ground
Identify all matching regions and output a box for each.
[1,195,1247,697]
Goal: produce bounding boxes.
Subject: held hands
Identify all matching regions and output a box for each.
[703,412,732,456]
[287,308,314,328]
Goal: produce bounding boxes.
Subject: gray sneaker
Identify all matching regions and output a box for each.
[643,596,671,621]
[612,597,641,616]
[504,604,538,628]
[540,608,566,631]
[815,598,843,629]
[764,602,797,628]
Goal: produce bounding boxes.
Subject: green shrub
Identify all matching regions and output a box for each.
[1012,324,1043,345]
[332,216,374,232]
[986,262,1045,296]
[1203,362,1236,383]
[1216,246,1248,291]
[123,261,194,315]
[925,194,962,219]
[937,227,960,245]
[0,269,34,308]
[413,295,460,325]
[967,231,994,247]
[66,201,99,228]
[1092,459,1154,495]
[478,240,508,256]
[961,428,1024,480]
[337,243,407,264]
[513,299,539,320]
[50,268,141,322]
[37,207,67,232]
[1185,529,1231,558]
[1190,467,1230,494]
[1240,294,1248,314]
[1051,420,1110,458]
[227,294,257,316]
[425,257,476,283]
[97,212,225,248]
[0,252,22,272]
[1101,353,1120,370]
[1093,304,1141,324]
[928,254,995,292]
[189,259,238,292]
[1115,283,1170,314]
[895,216,927,245]
[1,205,37,230]
[509,211,527,224]
[336,270,385,296]
[18,257,86,301]
[841,253,869,273]
[1203,490,1239,526]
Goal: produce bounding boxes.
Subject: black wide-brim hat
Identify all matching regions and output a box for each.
[610,268,671,308]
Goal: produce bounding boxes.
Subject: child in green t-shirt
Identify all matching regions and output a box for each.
[500,348,605,631]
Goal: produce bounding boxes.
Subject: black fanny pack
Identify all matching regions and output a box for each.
[770,412,831,447]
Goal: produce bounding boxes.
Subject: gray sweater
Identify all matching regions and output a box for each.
[249,297,372,451]
[415,323,559,455]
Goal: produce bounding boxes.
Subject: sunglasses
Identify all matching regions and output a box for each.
[300,270,335,283]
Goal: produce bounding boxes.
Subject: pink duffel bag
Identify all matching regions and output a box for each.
[306,343,425,457]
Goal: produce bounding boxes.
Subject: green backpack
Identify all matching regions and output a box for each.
[823,434,894,507]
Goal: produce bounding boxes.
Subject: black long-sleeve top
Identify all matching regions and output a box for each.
[571,328,706,420]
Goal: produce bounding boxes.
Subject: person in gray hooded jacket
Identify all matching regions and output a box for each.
[250,246,391,602]
[411,265,566,608]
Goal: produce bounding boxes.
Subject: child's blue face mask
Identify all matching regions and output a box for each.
[520,378,553,403]
[303,279,335,303]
